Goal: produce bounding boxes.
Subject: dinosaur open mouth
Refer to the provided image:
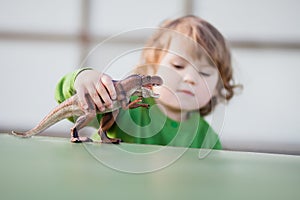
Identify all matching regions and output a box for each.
[145,84,153,89]
[144,84,160,98]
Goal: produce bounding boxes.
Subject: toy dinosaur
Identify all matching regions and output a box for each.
[12,74,163,143]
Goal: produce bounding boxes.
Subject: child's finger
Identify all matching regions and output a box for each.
[100,74,117,100]
[94,81,111,110]
[87,85,105,112]
[76,87,90,111]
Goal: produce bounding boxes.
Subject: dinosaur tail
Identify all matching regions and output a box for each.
[11,97,82,138]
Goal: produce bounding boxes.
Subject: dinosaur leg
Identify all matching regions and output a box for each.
[125,97,149,109]
[70,111,96,143]
[98,110,121,144]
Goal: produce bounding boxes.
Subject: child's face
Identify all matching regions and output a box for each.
[153,38,219,117]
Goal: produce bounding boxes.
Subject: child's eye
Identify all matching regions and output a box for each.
[172,64,184,69]
[199,72,211,77]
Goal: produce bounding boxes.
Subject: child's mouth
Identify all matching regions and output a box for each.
[177,90,195,96]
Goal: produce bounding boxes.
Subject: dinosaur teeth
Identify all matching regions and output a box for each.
[152,93,160,98]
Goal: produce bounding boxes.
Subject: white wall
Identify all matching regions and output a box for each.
[194,0,300,154]
[0,0,81,34]
[195,0,300,41]
[210,48,300,154]
[0,40,80,135]
[0,0,82,136]
[0,0,299,154]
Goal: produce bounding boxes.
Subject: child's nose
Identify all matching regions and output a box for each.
[183,67,197,85]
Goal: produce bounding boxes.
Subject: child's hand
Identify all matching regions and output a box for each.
[74,69,117,112]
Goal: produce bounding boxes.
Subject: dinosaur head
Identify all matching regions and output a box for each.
[137,75,163,98]
[141,75,163,87]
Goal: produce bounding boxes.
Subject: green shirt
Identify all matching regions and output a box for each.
[55,69,222,149]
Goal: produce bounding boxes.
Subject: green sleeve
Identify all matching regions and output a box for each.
[55,68,92,103]
[54,68,101,126]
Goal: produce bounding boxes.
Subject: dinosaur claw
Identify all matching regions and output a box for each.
[101,138,121,144]
[70,137,82,143]
[11,131,31,138]
[70,137,93,143]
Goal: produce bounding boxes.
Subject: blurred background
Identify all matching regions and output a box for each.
[0,0,299,155]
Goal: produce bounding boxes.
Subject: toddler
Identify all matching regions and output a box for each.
[55,15,238,149]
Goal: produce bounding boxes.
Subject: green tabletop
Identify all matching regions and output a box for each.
[0,133,299,200]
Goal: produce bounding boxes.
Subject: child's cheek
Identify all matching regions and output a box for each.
[155,66,180,93]
[196,77,219,107]
[195,90,211,108]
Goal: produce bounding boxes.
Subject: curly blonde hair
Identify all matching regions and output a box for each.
[134,15,239,116]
